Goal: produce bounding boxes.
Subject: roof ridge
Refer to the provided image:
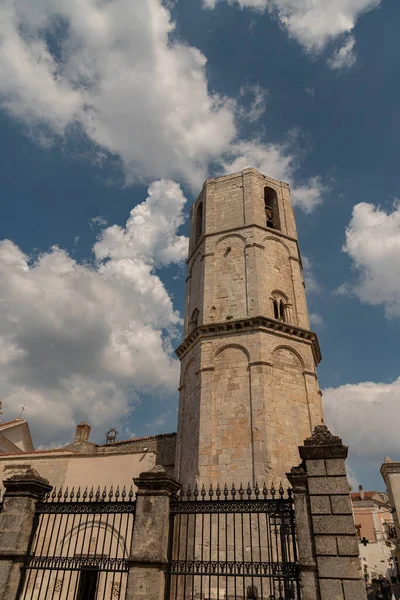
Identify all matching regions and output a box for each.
[95,432,176,447]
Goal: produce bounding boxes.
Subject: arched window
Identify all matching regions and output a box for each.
[273,299,279,320]
[264,187,280,231]
[189,308,199,333]
[271,292,288,323]
[194,202,203,245]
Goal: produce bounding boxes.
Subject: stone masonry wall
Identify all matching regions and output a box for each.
[176,168,323,489]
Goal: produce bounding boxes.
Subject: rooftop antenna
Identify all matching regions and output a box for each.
[19,405,26,419]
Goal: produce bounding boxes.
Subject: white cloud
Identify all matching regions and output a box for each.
[340,202,400,317]
[302,256,322,293]
[0,0,235,190]
[0,0,324,208]
[323,378,400,468]
[220,141,325,212]
[203,0,380,60]
[309,312,323,326]
[239,84,268,123]
[328,35,357,70]
[0,180,187,447]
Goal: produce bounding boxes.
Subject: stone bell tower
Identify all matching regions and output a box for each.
[175,168,324,489]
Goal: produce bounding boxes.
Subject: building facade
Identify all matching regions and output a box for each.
[0,420,176,495]
[351,486,398,583]
[175,168,324,488]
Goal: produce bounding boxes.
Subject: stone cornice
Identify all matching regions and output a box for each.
[176,316,322,365]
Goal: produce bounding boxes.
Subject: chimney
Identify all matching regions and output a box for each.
[359,485,364,500]
[74,422,91,443]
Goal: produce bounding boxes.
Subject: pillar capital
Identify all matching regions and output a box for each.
[299,425,348,460]
[133,465,181,497]
[3,467,52,499]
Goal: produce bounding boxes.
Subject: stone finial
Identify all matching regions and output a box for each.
[384,456,393,463]
[150,465,166,473]
[4,467,52,499]
[304,425,343,447]
[300,425,348,460]
[6,467,49,486]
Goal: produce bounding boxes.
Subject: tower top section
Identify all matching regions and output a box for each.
[188,167,298,258]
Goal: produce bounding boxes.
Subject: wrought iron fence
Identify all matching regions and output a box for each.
[17,485,136,600]
[166,482,300,600]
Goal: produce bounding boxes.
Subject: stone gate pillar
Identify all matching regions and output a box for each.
[126,465,180,600]
[289,425,367,600]
[0,468,52,600]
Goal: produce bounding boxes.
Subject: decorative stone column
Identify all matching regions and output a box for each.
[126,465,181,600]
[295,425,367,600]
[287,465,319,600]
[0,468,52,600]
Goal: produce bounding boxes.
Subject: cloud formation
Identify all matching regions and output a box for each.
[323,378,400,469]
[203,0,380,65]
[0,0,323,210]
[328,35,357,70]
[340,202,400,317]
[0,180,187,446]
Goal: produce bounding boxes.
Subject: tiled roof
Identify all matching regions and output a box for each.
[351,491,379,501]
[95,432,176,447]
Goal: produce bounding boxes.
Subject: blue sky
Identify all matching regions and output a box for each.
[0,0,399,489]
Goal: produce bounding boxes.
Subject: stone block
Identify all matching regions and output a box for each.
[317,556,363,579]
[337,536,360,556]
[308,477,350,496]
[326,459,347,476]
[319,579,344,600]
[306,459,326,477]
[315,536,337,556]
[343,579,367,600]
[312,515,356,535]
[310,495,331,514]
[331,495,353,514]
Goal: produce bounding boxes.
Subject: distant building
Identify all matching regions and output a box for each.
[351,485,398,583]
[0,417,34,453]
[0,419,176,494]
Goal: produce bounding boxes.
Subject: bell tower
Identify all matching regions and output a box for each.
[175,168,324,488]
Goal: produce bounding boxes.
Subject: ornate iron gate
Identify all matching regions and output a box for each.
[165,483,301,600]
[17,485,136,600]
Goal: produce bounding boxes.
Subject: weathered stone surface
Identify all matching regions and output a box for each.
[306,459,326,477]
[326,459,347,477]
[317,556,363,579]
[127,468,181,600]
[310,495,331,514]
[308,476,350,496]
[312,515,356,535]
[331,495,353,515]
[342,579,368,600]
[319,579,344,600]
[0,467,51,600]
[315,536,337,556]
[337,536,360,556]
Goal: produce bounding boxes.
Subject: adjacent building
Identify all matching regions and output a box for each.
[351,485,398,583]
